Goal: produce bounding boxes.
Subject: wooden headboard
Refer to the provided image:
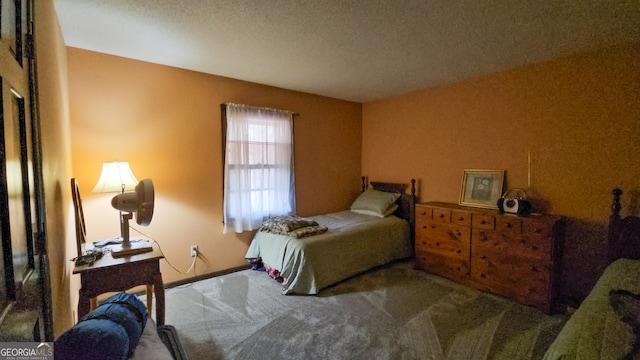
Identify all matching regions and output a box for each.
[361,177,417,242]
[608,188,640,262]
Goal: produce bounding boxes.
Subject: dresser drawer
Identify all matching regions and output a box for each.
[432,208,451,223]
[415,236,469,260]
[472,229,551,260]
[472,213,495,229]
[495,216,522,233]
[471,250,550,284]
[470,254,549,306]
[515,235,552,258]
[415,211,431,234]
[522,217,555,238]
[472,271,549,308]
[451,210,472,227]
[415,205,432,221]
[472,228,492,245]
[415,251,470,283]
[424,222,470,244]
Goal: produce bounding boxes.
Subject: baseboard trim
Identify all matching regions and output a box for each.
[164,264,252,289]
[126,264,252,298]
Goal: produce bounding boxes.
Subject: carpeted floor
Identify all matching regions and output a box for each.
[153,259,567,360]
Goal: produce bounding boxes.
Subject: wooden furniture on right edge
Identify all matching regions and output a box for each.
[414,202,565,314]
[543,188,640,359]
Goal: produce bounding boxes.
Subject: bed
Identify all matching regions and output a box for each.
[543,188,640,360]
[245,178,416,295]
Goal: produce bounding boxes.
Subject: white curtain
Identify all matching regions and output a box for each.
[223,103,295,233]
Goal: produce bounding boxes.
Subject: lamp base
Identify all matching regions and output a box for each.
[110,241,153,258]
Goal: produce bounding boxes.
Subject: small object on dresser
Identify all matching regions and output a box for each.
[497,188,532,215]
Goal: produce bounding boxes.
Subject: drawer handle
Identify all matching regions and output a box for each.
[530,266,538,272]
[430,225,436,229]
[421,211,427,216]
[421,241,427,245]
[480,220,486,224]
[436,242,440,246]
[532,246,539,251]
[480,255,487,259]
[456,266,461,271]
[458,216,464,221]
[480,235,488,241]
[505,223,512,228]
[438,214,445,218]
[455,231,462,236]
[480,273,486,278]
[456,249,461,254]
[422,225,427,229]
[534,228,543,233]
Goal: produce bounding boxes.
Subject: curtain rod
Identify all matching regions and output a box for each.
[221,102,299,116]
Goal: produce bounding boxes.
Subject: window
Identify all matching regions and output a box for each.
[222,103,295,233]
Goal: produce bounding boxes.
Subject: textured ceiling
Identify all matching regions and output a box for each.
[53,0,640,102]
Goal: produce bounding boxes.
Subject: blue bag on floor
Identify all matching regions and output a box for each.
[55,292,148,360]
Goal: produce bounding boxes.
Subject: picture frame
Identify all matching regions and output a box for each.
[459,169,505,209]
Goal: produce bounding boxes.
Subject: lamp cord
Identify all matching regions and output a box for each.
[128,226,198,276]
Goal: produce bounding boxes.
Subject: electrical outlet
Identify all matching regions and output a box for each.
[190,245,198,257]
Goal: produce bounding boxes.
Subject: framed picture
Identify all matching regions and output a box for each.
[459,170,504,209]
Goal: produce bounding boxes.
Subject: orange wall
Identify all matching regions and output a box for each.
[67,48,362,285]
[35,0,74,335]
[362,43,640,302]
[66,41,639,307]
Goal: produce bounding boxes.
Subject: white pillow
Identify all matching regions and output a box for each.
[350,189,401,217]
[130,318,174,360]
[352,204,399,218]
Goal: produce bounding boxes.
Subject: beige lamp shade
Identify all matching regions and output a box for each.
[92,161,139,193]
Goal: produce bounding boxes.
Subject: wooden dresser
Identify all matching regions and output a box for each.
[414,202,565,313]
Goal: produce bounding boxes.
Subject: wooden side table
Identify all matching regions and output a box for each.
[73,243,165,325]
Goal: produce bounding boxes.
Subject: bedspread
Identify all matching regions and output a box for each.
[245,210,412,295]
[544,258,640,360]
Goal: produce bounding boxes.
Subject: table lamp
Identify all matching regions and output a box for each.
[93,161,153,256]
